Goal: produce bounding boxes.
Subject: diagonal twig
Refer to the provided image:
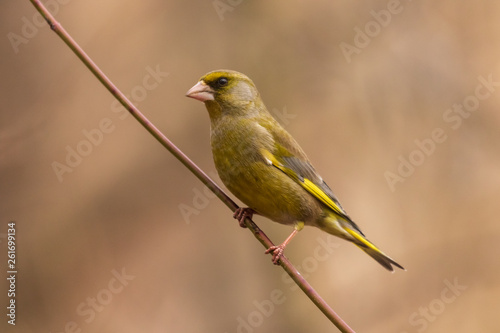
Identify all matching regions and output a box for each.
[28,1,356,332]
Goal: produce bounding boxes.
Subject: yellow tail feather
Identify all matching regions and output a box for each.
[344,228,405,272]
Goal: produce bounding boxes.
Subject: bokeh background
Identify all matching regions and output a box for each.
[1,1,499,332]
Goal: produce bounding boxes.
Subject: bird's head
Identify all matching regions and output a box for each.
[186,70,263,117]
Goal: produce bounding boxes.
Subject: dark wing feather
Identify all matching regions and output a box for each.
[259,117,365,236]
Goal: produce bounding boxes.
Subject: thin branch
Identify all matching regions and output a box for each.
[28,1,356,332]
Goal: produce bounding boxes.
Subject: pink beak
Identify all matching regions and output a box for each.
[186,81,215,102]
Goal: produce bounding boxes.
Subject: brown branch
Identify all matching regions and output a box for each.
[28,1,356,332]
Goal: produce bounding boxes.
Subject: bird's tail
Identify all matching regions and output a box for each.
[343,227,405,272]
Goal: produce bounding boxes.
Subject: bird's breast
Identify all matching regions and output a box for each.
[210,121,322,225]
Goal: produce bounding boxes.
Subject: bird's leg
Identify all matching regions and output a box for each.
[233,207,256,228]
[265,229,299,265]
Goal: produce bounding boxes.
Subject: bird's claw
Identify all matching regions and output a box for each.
[233,208,255,228]
[265,245,285,265]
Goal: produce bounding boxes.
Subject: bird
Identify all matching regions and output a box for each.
[186,70,404,271]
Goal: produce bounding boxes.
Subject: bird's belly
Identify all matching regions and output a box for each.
[215,156,321,226]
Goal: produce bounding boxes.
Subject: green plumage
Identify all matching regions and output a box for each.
[186,70,404,271]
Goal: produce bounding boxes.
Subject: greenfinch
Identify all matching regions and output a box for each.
[186,70,404,271]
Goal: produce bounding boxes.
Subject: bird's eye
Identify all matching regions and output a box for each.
[217,77,228,87]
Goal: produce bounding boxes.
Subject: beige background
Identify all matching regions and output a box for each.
[1,1,499,332]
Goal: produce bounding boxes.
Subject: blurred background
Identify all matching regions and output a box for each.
[1,1,499,332]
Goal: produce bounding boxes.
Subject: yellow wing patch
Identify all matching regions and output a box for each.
[260,148,348,219]
[301,178,346,218]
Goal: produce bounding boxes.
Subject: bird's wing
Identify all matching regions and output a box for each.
[260,147,348,219]
[257,117,366,235]
[261,146,366,236]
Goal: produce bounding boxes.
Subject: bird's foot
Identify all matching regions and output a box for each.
[265,245,285,265]
[233,208,255,228]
